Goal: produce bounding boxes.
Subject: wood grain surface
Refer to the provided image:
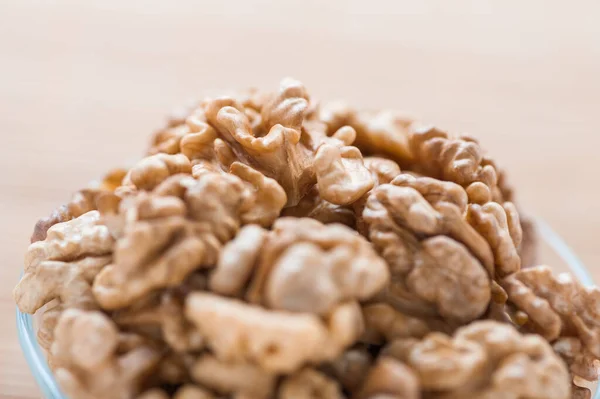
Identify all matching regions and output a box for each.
[1,1,599,397]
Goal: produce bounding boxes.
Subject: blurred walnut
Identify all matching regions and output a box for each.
[209,224,267,297]
[190,354,276,399]
[363,180,493,323]
[126,153,192,190]
[314,142,374,205]
[519,215,538,267]
[281,186,356,227]
[553,337,599,386]
[320,103,415,168]
[361,303,430,345]
[467,201,522,276]
[408,126,497,194]
[388,321,570,399]
[278,369,343,399]
[206,81,315,206]
[219,217,389,315]
[185,292,362,373]
[52,309,160,399]
[504,266,600,361]
[15,78,575,399]
[94,167,279,310]
[92,195,217,310]
[327,348,372,393]
[16,211,114,314]
[31,169,126,243]
[113,288,203,353]
[229,161,287,227]
[137,385,215,399]
[363,157,402,185]
[355,357,420,399]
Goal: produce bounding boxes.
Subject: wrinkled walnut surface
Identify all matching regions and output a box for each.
[14,78,594,399]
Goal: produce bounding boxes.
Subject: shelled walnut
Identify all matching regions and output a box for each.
[14,78,594,399]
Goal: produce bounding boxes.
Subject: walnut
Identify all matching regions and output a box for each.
[229,161,287,227]
[209,224,268,297]
[16,211,114,314]
[113,288,203,353]
[314,142,374,205]
[278,369,344,399]
[319,103,414,168]
[281,186,356,227]
[179,119,218,160]
[51,309,160,399]
[15,256,111,315]
[16,78,584,399]
[327,348,372,393]
[190,354,276,398]
[185,292,361,373]
[92,195,216,310]
[504,266,600,358]
[553,338,599,383]
[408,125,497,191]
[467,202,522,276]
[363,181,493,323]
[519,214,538,267]
[183,171,253,243]
[31,168,126,243]
[246,218,389,315]
[355,357,420,399]
[361,303,430,345]
[389,321,570,399]
[363,157,402,185]
[127,153,192,190]
[207,86,314,206]
[174,385,216,399]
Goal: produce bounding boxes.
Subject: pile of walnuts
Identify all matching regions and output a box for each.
[14,79,599,399]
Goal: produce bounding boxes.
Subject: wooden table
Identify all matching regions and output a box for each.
[1,1,599,397]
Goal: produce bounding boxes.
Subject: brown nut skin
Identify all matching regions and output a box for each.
[51,309,160,399]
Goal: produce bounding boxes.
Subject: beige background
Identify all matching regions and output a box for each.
[1,1,599,397]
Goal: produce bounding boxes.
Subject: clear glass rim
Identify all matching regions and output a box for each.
[15,218,599,399]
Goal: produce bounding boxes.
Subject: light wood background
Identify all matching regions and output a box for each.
[1,1,599,397]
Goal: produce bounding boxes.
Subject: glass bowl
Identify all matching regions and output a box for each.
[16,219,599,399]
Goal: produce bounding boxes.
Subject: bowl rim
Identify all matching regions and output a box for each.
[15,218,599,399]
